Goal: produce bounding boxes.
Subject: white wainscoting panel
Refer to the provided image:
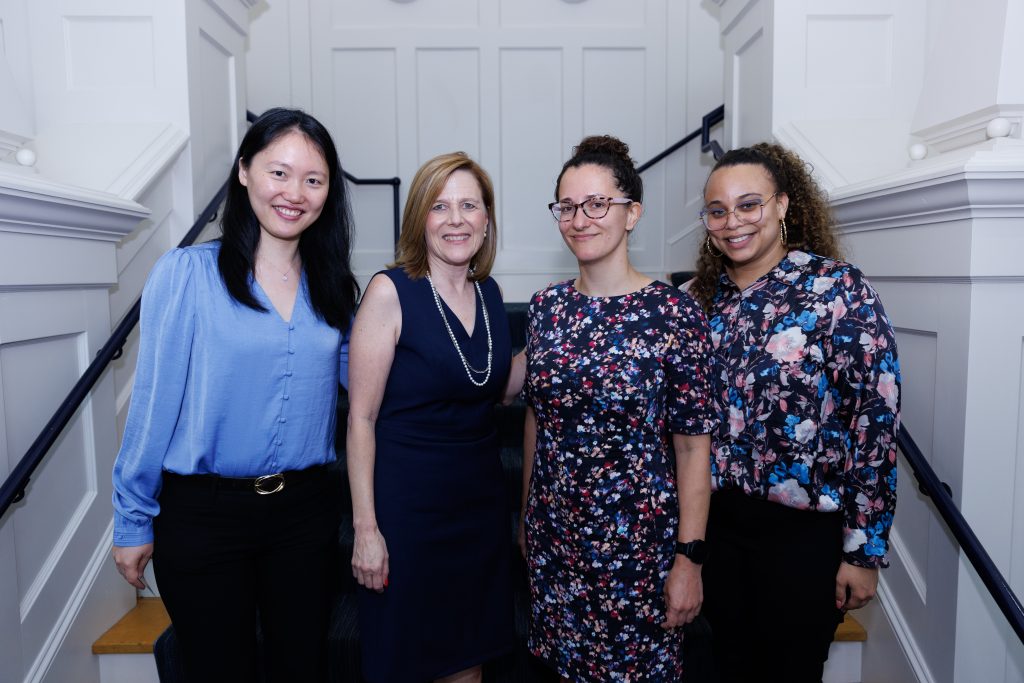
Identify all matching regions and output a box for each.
[328,49,399,177]
[415,48,481,162]
[499,0,645,28]
[63,16,155,90]
[332,0,480,28]
[497,47,567,274]
[255,0,709,300]
[187,0,248,210]
[805,15,892,91]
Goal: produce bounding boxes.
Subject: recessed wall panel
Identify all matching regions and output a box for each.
[416,49,480,163]
[499,49,564,254]
[331,0,479,28]
[196,30,235,203]
[500,0,644,28]
[2,334,91,606]
[733,29,771,147]
[64,16,155,89]
[582,48,645,148]
[806,16,892,88]
[330,49,398,177]
[893,327,938,601]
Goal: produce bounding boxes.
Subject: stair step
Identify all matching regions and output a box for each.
[92,597,170,655]
[835,613,867,642]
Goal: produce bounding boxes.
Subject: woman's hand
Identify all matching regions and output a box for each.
[835,561,878,610]
[112,543,153,589]
[661,556,702,629]
[352,528,390,592]
[516,509,527,559]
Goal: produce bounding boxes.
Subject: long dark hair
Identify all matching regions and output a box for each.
[218,107,359,331]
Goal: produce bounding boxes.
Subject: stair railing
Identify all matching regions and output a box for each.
[898,426,1024,644]
[0,111,402,522]
[638,104,725,171]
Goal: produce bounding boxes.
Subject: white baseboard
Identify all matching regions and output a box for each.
[824,641,863,683]
[98,654,159,683]
[23,520,114,683]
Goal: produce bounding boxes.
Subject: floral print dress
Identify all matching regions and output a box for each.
[708,250,900,567]
[524,280,718,681]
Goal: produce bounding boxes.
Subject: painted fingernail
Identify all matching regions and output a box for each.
[384,578,389,587]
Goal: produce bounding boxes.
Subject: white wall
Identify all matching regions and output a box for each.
[247,0,726,300]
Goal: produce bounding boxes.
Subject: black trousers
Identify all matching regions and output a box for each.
[702,489,844,683]
[153,466,340,683]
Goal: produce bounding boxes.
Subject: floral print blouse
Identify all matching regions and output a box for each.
[707,250,900,568]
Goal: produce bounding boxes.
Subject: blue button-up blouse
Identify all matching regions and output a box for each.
[112,242,350,546]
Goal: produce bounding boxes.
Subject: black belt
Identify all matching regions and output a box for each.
[163,464,327,495]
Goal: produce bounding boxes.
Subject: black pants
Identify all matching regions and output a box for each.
[153,467,340,683]
[702,490,844,683]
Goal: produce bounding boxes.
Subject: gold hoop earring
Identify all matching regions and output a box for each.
[705,234,723,258]
[779,218,789,246]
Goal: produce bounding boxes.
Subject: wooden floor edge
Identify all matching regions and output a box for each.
[92,597,170,655]
[835,612,867,642]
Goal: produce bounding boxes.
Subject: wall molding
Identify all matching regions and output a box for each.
[877,578,937,683]
[889,526,928,604]
[913,104,1023,154]
[23,520,114,683]
[105,124,188,201]
[831,155,1024,234]
[0,171,148,241]
[19,490,97,622]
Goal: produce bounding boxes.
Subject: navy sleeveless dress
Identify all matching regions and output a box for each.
[357,268,514,682]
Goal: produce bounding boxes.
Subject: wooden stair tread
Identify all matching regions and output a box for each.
[92,597,170,655]
[835,613,867,642]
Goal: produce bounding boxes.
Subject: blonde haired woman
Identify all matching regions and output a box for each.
[347,152,522,682]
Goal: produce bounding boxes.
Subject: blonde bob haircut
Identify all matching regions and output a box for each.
[391,151,497,282]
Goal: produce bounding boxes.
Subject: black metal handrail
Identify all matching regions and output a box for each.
[638,104,725,172]
[898,425,1024,644]
[0,182,228,522]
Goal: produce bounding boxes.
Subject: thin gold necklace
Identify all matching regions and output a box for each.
[258,254,300,282]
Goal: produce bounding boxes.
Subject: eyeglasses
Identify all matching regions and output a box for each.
[699,192,778,231]
[549,196,633,222]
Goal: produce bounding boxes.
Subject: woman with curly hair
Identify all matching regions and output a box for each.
[692,143,901,682]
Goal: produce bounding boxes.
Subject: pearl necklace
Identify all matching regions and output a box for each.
[426,273,493,387]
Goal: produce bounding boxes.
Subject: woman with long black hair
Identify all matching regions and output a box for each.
[111,108,359,683]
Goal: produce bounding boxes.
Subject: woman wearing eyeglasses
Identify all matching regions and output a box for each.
[689,142,901,683]
[519,135,718,681]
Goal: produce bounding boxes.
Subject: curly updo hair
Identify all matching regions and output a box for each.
[555,135,643,203]
[689,142,842,312]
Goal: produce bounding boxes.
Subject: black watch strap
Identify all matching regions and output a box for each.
[675,539,708,564]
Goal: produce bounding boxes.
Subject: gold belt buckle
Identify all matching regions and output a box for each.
[254,473,285,495]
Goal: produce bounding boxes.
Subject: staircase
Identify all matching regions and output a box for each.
[93,303,866,682]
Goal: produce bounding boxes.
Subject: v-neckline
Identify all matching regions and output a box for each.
[253,275,303,325]
[436,283,481,339]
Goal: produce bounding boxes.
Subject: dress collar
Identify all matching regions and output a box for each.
[716,250,815,295]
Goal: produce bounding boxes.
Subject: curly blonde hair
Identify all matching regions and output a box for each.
[690,142,842,312]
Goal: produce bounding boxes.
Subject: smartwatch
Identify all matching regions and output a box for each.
[675,539,708,564]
